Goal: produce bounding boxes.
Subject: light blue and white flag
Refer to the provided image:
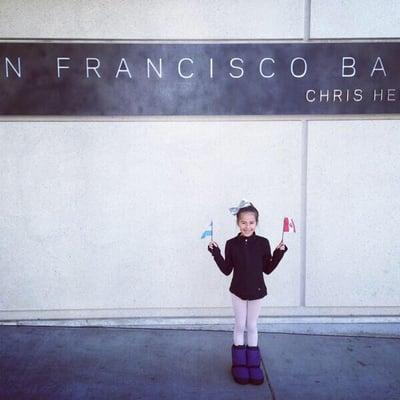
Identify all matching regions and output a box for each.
[201,221,213,239]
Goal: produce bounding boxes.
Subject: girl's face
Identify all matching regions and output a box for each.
[237,212,257,237]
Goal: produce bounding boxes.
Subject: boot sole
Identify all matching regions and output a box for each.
[231,367,249,385]
[249,378,264,385]
[233,376,250,385]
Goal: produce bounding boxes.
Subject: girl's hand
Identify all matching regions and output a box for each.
[208,241,219,251]
[275,241,287,251]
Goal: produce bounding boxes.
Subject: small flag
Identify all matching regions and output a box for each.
[283,217,296,233]
[201,221,213,239]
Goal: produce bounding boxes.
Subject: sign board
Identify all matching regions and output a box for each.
[1,42,399,115]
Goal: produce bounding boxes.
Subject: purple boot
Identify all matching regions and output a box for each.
[231,344,250,384]
[246,346,264,385]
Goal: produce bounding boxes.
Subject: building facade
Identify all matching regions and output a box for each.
[0,1,399,333]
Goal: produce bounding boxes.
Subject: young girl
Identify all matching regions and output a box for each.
[207,201,288,385]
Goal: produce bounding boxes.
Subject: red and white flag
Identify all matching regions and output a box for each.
[283,217,296,233]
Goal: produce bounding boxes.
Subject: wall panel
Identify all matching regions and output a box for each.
[311,0,400,38]
[0,0,304,39]
[0,121,302,314]
[306,120,400,307]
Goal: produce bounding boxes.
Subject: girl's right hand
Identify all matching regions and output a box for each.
[275,240,288,251]
[208,241,219,251]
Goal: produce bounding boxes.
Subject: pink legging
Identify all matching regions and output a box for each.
[231,292,263,347]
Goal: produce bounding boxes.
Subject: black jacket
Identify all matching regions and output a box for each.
[208,232,288,300]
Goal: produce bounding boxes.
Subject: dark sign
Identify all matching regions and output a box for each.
[1,42,399,115]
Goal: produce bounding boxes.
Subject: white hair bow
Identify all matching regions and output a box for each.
[229,199,252,215]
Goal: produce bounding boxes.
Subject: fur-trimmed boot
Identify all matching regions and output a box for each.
[246,345,264,385]
[231,344,250,384]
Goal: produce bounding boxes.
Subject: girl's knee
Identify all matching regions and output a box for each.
[246,322,258,335]
[235,321,246,333]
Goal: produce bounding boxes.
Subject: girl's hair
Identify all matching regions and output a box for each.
[236,203,259,224]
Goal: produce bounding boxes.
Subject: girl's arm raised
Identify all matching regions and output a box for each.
[263,240,288,275]
[208,241,234,276]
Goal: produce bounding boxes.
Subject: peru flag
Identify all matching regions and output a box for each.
[283,217,296,233]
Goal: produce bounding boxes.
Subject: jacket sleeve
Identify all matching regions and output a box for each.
[208,241,234,276]
[263,239,288,275]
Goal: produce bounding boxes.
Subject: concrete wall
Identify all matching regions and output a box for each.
[306,120,400,307]
[0,1,399,326]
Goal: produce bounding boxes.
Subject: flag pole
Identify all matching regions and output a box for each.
[211,220,213,242]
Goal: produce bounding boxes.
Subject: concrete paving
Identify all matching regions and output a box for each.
[0,326,399,400]
[261,332,400,400]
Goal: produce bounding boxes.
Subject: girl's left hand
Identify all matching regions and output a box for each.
[275,241,287,251]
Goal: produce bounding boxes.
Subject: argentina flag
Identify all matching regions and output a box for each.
[201,221,213,239]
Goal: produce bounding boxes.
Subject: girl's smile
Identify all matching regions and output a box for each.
[237,211,257,237]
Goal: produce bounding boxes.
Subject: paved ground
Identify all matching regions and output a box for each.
[0,326,399,400]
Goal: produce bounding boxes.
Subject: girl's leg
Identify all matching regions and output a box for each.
[246,298,263,347]
[231,293,247,346]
